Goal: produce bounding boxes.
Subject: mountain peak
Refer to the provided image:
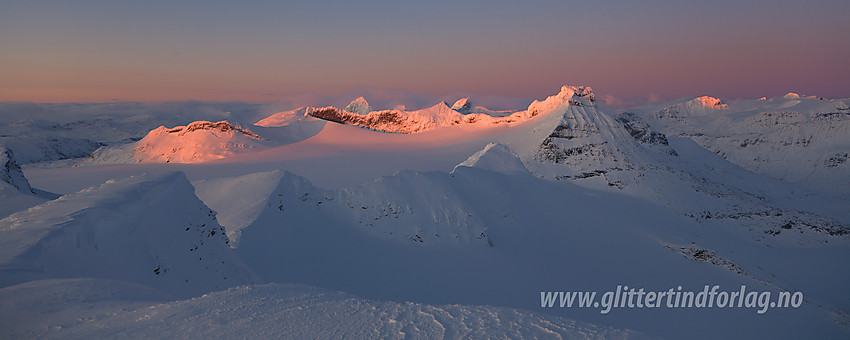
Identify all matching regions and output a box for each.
[689,96,727,109]
[528,85,596,115]
[451,97,472,113]
[345,97,372,115]
[560,85,595,100]
[131,121,269,163]
[454,143,529,175]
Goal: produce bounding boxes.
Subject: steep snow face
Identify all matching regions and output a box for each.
[344,96,372,115]
[193,170,286,246]
[337,170,493,246]
[88,121,270,164]
[0,280,646,339]
[0,172,259,297]
[0,147,33,194]
[453,143,529,176]
[644,95,850,195]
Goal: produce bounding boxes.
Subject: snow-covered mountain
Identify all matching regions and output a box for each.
[636,94,850,196]
[0,101,264,165]
[344,96,372,115]
[491,86,850,246]
[86,121,270,164]
[453,142,530,176]
[0,172,259,297]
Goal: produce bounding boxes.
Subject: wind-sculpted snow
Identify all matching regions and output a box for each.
[0,279,648,339]
[0,172,259,297]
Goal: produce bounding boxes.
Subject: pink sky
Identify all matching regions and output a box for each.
[1,1,848,104]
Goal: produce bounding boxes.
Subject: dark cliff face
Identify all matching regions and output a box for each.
[616,113,670,146]
[308,107,430,134]
[0,146,34,194]
[309,107,406,131]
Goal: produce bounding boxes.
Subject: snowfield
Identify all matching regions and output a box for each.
[1,85,848,339]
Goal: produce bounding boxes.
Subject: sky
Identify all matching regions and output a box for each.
[1,0,848,106]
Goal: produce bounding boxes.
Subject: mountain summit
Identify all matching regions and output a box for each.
[344,97,372,115]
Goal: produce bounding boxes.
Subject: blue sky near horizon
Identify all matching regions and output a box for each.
[1,0,848,104]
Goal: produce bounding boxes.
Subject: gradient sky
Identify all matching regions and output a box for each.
[1,0,848,104]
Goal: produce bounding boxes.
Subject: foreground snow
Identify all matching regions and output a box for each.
[0,279,648,339]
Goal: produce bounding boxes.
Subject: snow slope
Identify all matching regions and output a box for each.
[193,170,286,245]
[0,172,259,297]
[0,279,648,339]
